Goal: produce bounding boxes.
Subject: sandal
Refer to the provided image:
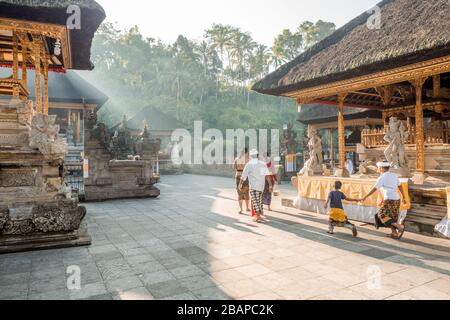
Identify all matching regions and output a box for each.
[396,226,406,240]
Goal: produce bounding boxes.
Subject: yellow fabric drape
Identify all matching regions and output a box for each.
[296,175,411,210]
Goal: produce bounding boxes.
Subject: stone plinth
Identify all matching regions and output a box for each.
[84,160,160,201]
[0,100,90,253]
[83,111,160,202]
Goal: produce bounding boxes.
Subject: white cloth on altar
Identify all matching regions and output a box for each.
[435,217,450,238]
[345,160,354,175]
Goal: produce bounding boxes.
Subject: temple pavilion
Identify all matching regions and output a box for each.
[0,0,105,252]
[0,0,105,108]
[253,0,450,237]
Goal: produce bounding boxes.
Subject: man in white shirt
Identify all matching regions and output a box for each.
[239,149,273,223]
[362,161,407,240]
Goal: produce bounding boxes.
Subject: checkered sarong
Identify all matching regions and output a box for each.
[250,190,264,215]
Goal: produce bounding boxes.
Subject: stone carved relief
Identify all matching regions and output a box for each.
[0,201,86,235]
[29,114,67,160]
[300,126,323,176]
[32,201,87,233]
[0,169,37,187]
[16,100,35,127]
[0,208,8,230]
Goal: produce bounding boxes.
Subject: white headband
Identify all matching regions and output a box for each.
[377,161,391,168]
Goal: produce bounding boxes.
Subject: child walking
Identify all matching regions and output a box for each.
[324,181,359,237]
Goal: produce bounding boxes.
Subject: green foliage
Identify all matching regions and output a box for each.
[87,20,335,133]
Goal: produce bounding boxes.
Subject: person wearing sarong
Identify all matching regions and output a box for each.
[362,161,407,240]
[234,149,250,214]
[262,153,278,211]
[324,181,359,237]
[240,149,272,223]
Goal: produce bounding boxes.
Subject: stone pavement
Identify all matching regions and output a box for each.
[0,174,449,300]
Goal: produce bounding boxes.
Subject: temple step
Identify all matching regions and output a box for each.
[405,204,447,237]
[435,158,450,170]
[409,204,447,219]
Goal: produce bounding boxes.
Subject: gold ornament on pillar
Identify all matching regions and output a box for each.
[411,77,427,174]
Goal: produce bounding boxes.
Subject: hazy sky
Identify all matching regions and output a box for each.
[96,0,381,46]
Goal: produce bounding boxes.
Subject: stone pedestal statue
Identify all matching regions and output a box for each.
[299,126,323,176]
[384,117,411,178]
[0,99,89,253]
[84,113,160,201]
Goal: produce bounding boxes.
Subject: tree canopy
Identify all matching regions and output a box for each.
[84,20,336,134]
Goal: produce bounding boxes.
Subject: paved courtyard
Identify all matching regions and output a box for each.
[0,174,449,300]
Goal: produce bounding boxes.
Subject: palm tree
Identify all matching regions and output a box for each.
[205,24,236,69]
[250,44,270,80]
[271,29,303,67]
[228,30,257,90]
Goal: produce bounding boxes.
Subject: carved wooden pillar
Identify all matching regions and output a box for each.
[43,56,49,115]
[34,43,42,114]
[12,32,20,99]
[433,74,441,98]
[21,43,28,104]
[413,78,426,174]
[382,111,388,130]
[338,94,346,170]
[329,128,335,169]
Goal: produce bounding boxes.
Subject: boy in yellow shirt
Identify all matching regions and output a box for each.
[324,181,359,237]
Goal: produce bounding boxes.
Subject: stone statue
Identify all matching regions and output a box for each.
[384,117,410,176]
[299,126,323,176]
[134,121,161,158]
[116,115,134,159]
[85,110,98,130]
[281,123,297,156]
[110,130,120,160]
[29,114,67,160]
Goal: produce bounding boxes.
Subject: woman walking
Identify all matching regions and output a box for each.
[262,152,277,211]
[234,148,250,214]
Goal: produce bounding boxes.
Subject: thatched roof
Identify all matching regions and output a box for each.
[0,67,108,107]
[298,105,381,125]
[0,0,106,70]
[253,0,450,96]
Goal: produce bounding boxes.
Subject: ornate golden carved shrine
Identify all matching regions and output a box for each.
[0,18,70,112]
